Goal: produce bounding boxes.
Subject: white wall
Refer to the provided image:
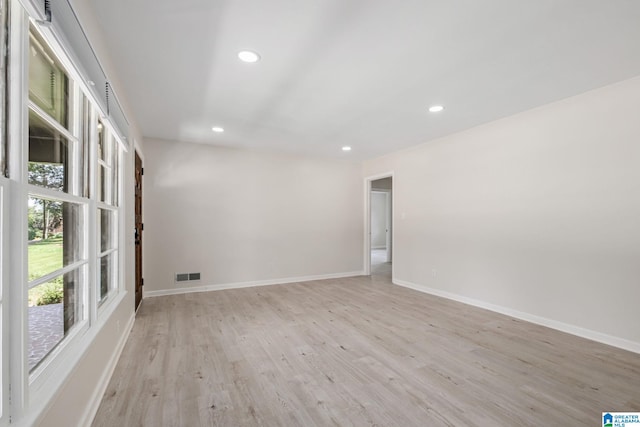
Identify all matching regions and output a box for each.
[143,138,364,294]
[371,192,387,248]
[364,76,640,350]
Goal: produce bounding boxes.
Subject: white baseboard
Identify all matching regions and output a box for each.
[79,312,135,426]
[393,278,640,355]
[144,271,365,298]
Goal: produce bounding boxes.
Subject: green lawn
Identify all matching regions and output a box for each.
[28,236,64,306]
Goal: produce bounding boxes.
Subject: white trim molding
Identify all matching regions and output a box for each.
[363,172,394,278]
[79,312,135,427]
[393,278,640,355]
[145,271,365,298]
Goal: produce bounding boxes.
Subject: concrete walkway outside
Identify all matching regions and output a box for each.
[28,303,63,371]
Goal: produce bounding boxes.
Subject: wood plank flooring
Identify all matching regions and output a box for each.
[93,275,640,426]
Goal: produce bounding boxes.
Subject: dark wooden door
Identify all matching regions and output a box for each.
[134,152,143,310]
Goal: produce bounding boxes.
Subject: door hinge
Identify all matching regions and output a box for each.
[141,223,144,231]
[141,167,144,176]
[142,278,144,287]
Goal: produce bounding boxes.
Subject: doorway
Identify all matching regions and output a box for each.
[134,151,143,311]
[367,175,393,278]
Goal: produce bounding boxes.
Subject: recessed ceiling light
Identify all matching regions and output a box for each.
[211,126,224,133]
[238,50,260,63]
[428,105,444,113]
[342,146,352,152]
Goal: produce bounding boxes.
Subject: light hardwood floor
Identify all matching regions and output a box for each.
[93,275,640,426]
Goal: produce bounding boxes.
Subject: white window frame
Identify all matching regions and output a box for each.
[0,0,8,421]
[24,22,91,389]
[0,177,9,427]
[95,119,123,315]
[4,1,128,423]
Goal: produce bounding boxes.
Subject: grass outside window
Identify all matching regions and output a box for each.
[28,236,63,306]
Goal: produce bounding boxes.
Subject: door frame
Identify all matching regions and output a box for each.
[370,190,391,255]
[364,172,394,277]
[134,150,143,311]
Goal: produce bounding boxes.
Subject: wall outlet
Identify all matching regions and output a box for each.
[432,269,437,278]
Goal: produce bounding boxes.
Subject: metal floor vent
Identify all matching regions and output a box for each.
[176,273,201,282]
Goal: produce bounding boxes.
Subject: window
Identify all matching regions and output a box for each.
[28,31,69,129]
[25,24,123,378]
[97,127,120,305]
[97,120,119,206]
[27,197,84,371]
[26,17,121,372]
[3,4,127,424]
[27,28,88,374]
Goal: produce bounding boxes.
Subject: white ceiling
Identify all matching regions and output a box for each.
[87,0,640,160]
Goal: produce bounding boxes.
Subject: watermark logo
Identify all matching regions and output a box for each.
[603,412,640,427]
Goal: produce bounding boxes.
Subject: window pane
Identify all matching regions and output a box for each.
[97,132,119,206]
[28,111,70,192]
[98,165,111,204]
[81,95,91,198]
[99,252,116,304]
[29,31,69,129]
[28,197,82,281]
[97,120,105,162]
[99,209,114,253]
[28,267,83,372]
[112,145,119,206]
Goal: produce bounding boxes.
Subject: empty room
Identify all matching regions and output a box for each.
[1,0,639,426]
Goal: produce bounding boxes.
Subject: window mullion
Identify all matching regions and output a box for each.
[26,184,88,205]
[70,81,81,198]
[27,260,87,290]
[88,105,97,325]
[27,102,76,143]
[96,202,116,212]
[105,128,112,206]
[7,3,31,421]
[98,248,117,259]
